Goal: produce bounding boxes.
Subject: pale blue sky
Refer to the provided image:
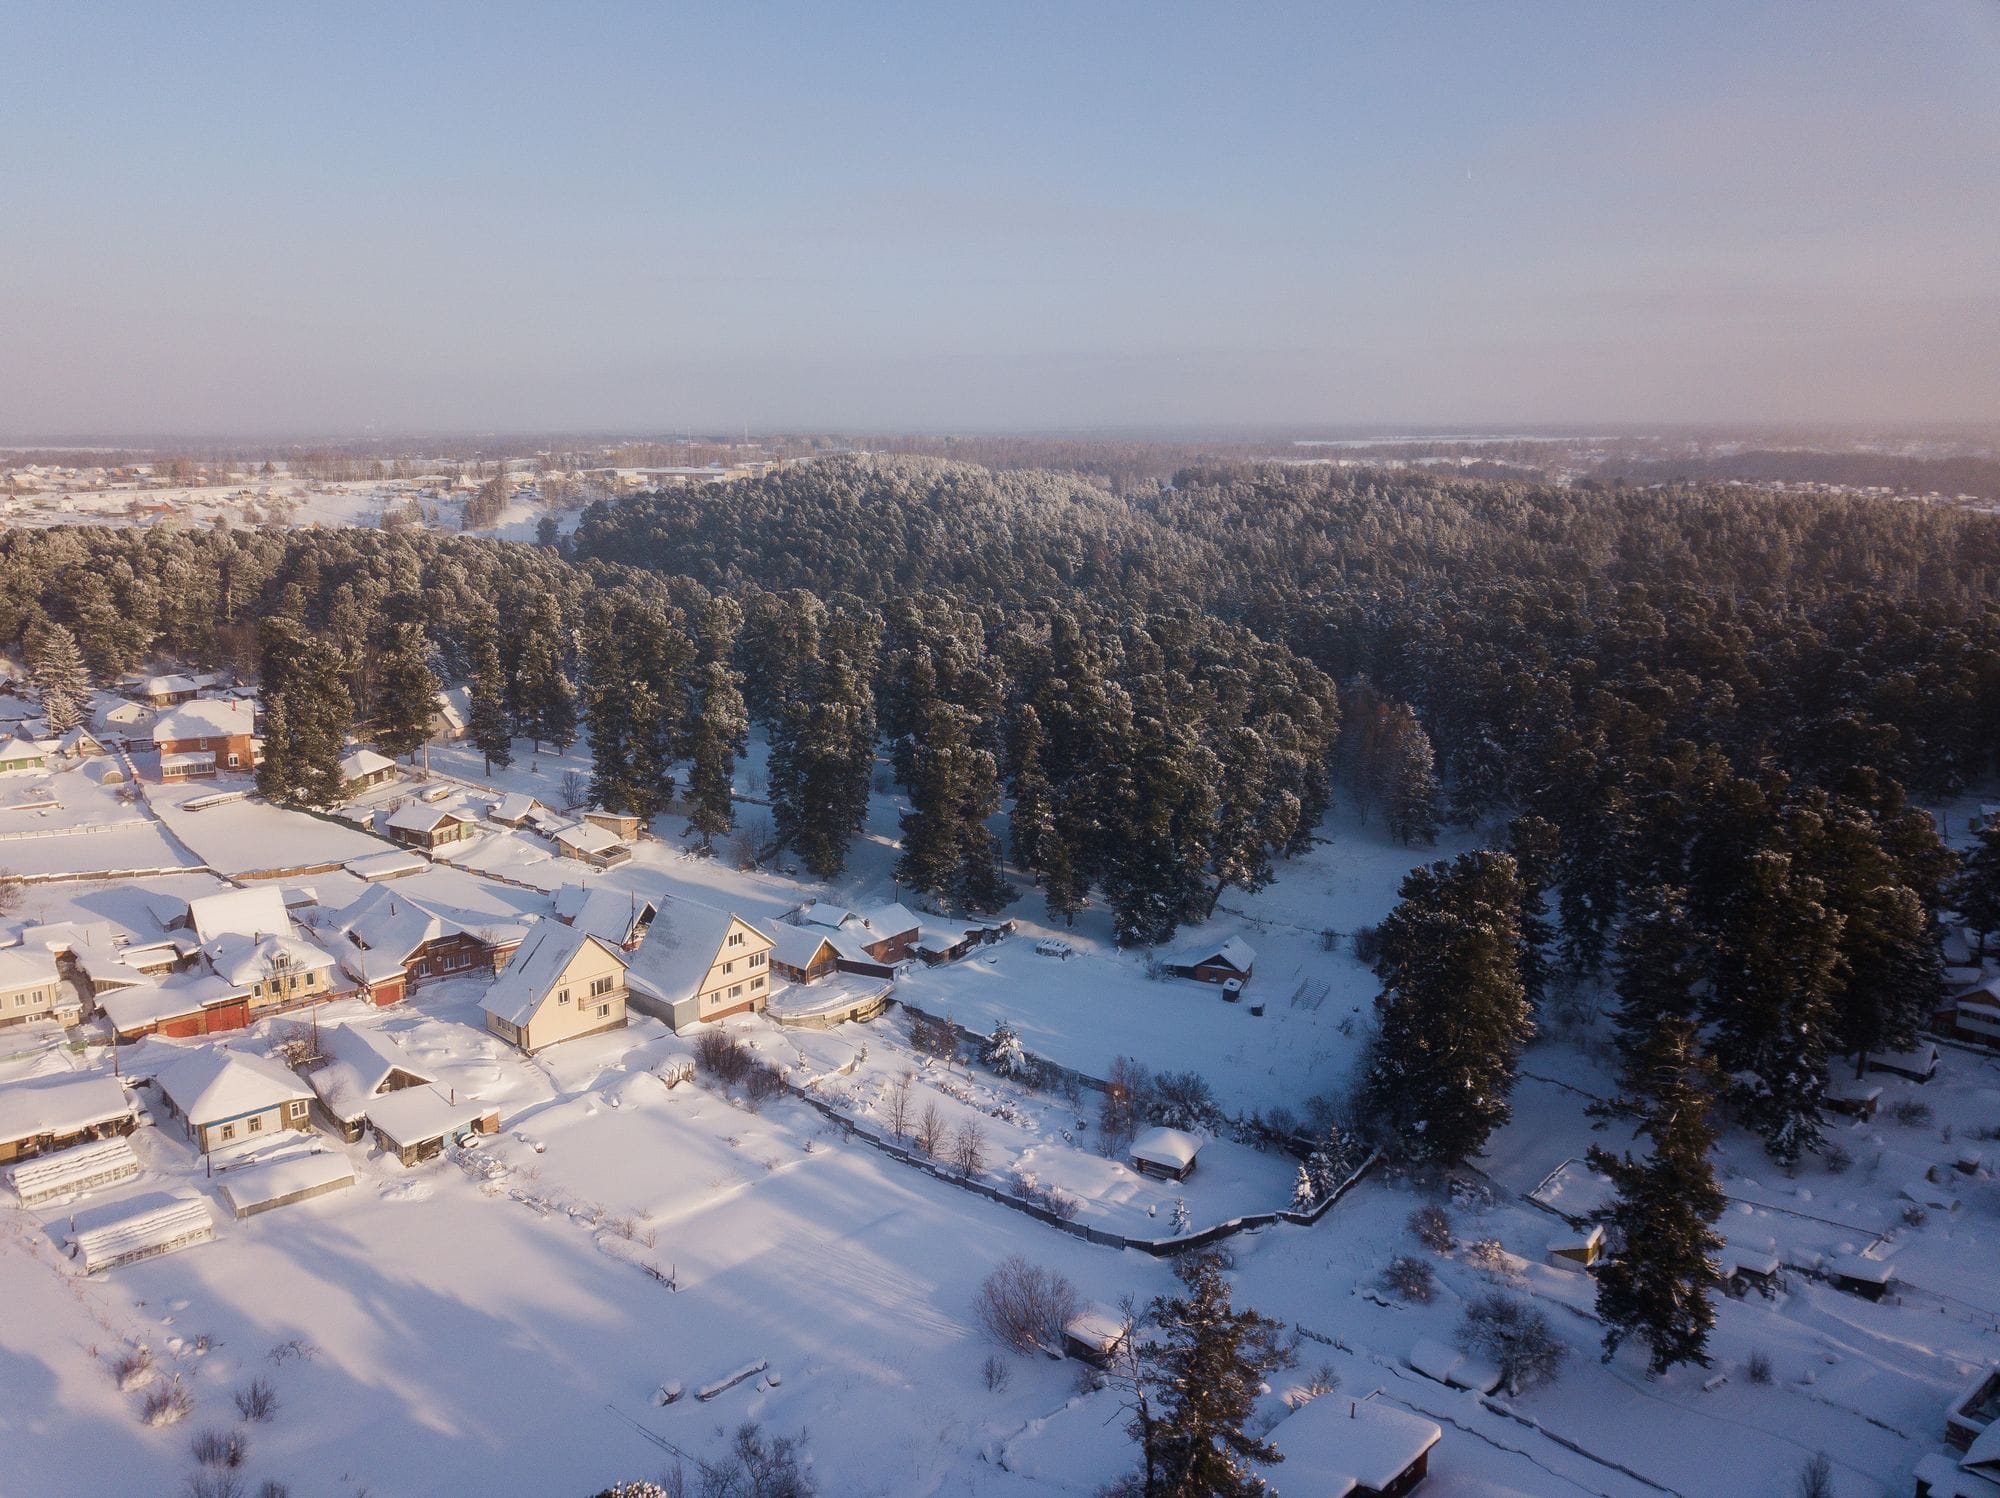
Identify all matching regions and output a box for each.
[5,2,1998,436]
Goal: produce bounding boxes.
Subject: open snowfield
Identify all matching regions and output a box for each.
[0,734,1995,1496]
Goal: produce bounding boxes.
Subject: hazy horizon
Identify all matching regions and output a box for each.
[8,2,1998,438]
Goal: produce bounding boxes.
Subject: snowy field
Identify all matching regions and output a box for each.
[0,734,1995,1496]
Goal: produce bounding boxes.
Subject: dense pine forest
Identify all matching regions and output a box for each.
[6,456,1999,1200]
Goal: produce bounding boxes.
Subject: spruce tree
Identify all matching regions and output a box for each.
[768,650,874,880]
[513,594,575,752]
[372,622,439,760]
[1589,1017,1725,1376]
[684,659,747,854]
[1384,705,1441,846]
[1607,883,1705,1102]
[1957,811,2000,958]
[29,622,91,734]
[1507,814,1561,1010]
[467,623,512,774]
[1005,704,1054,880]
[897,700,1013,914]
[1361,852,1533,1168]
[1118,1252,1292,1498]
[257,619,351,810]
[1708,847,1843,1168]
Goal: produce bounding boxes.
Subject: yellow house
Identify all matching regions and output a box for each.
[0,945,68,1028]
[624,896,775,1032]
[481,920,629,1053]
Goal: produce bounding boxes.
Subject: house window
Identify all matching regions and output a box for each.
[305,970,316,987]
[730,984,742,999]
[589,976,614,997]
[727,932,743,947]
[227,753,240,767]
[557,988,570,1005]
[722,960,734,975]
[218,1123,236,1142]
[750,953,765,968]
[596,1002,610,1018]
[751,976,764,992]
[248,1115,263,1133]
[288,1100,308,1119]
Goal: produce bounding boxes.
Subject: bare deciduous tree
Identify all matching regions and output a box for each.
[914,1102,947,1158]
[950,1122,987,1178]
[974,1255,1079,1353]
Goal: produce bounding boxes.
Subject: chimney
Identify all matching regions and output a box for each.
[1350,1402,1356,1419]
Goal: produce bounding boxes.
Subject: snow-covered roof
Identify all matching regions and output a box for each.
[153,1048,312,1126]
[307,1024,434,1123]
[1129,1126,1204,1172]
[482,920,623,1027]
[625,898,752,1007]
[801,902,858,930]
[185,885,291,944]
[1262,1396,1441,1496]
[1829,1252,1898,1285]
[433,686,471,731]
[339,748,396,781]
[364,1084,491,1149]
[0,738,44,764]
[201,930,333,986]
[69,1194,213,1272]
[96,974,243,1034]
[151,699,254,741]
[489,791,545,823]
[568,886,655,946]
[1407,1336,1502,1394]
[1176,934,1257,972]
[8,1135,140,1206]
[387,801,470,833]
[551,819,623,856]
[346,849,429,881]
[0,1074,136,1145]
[861,901,920,938]
[137,673,198,697]
[762,919,841,969]
[1064,1306,1127,1354]
[339,884,449,963]
[216,1152,357,1214]
[0,942,60,990]
[1528,1158,1618,1222]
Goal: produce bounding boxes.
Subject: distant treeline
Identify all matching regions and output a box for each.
[1591,448,2000,502]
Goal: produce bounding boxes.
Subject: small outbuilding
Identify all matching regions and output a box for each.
[1548,1224,1604,1271]
[1166,935,1257,989]
[1063,1306,1129,1368]
[1129,1125,1203,1182]
[339,748,399,794]
[1261,1394,1442,1498]
[1825,1079,1882,1121]
[1828,1252,1898,1302]
[364,1084,498,1166]
[217,1152,358,1218]
[386,802,476,851]
[1869,1042,1940,1084]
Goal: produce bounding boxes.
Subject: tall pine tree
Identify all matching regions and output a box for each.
[372,622,439,760]
[1114,1252,1292,1498]
[1361,852,1534,1168]
[467,622,512,774]
[257,618,352,810]
[1956,811,2000,958]
[29,622,91,734]
[1589,1016,1725,1376]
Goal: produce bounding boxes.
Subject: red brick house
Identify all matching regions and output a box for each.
[148,699,257,780]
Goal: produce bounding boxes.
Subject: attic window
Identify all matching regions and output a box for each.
[727,932,744,947]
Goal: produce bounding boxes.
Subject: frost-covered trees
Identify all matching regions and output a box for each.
[1590,1017,1725,1375]
[372,621,439,760]
[1110,1252,1292,1498]
[1606,883,1705,1104]
[510,593,576,754]
[896,698,1012,913]
[1361,852,1533,1168]
[1458,1294,1567,1396]
[1290,1125,1365,1210]
[683,600,748,854]
[256,618,351,810]
[982,1020,1029,1080]
[1958,810,2000,957]
[770,633,876,880]
[974,1255,1078,1353]
[467,621,512,774]
[29,622,90,733]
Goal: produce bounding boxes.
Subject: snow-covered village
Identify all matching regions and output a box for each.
[8,7,2000,1498]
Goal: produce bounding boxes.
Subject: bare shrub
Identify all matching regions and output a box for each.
[256,1483,290,1498]
[1408,1204,1455,1253]
[975,1255,1079,1353]
[694,1030,752,1085]
[909,1011,957,1065]
[142,1381,194,1427]
[1464,1237,1509,1271]
[233,1377,278,1422]
[266,1338,318,1365]
[1008,1170,1081,1221]
[981,1354,1011,1392]
[190,1428,248,1468]
[1459,1294,1567,1395]
[182,1475,245,1498]
[1099,1056,1147,1157]
[950,1122,987,1178]
[695,1422,815,1498]
[1795,1452,1835,1498]
[742,1063,785,1110]
[1382,1255,1437,1303]
[111,1343,154,1390]
[1148,1070,1223,1133]
[1902,1203,1929,1228]
[1351,924,1383,965]
[914,1102,947,1158]
[1746,1349,1774,1385]
[1887,1098,1933,1127]
[885,1072,915,1140]
[1820,1139,1854,1174]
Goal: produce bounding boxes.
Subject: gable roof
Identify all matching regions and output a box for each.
[308,1024,435,1123]
[201,930,334,986]
[151,699,254,742]
[489,791,545,824]
[801,902,859,930]
[387,801,471,834]
[339,884,450,963]
[1130,1126,1204,1172]
[339,748,397,782]
[861,902,920,939]
[185,886,291,944]
[625,898,759,1006]
[154,1048,312,1125]
[1262,1395,1441,1496]
[0,943,60,990]
[551,819,624,856]
[762,919,841,970]
[0,1073,136,1145]
[569,886,656,947]
[481,920,625,1027]
[433,686,471,731]
[1177,934,1256,972]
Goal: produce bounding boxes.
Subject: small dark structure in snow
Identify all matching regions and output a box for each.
[1828,1253,1897,1302]
[1547,1224,1603,1271]
[1869,1043,1940,1083]
[1947,1366,2000,1451]
[1063,1306,1128,1369]
[1825,1079,1882,1121]
[1128,1126,1203,1182]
